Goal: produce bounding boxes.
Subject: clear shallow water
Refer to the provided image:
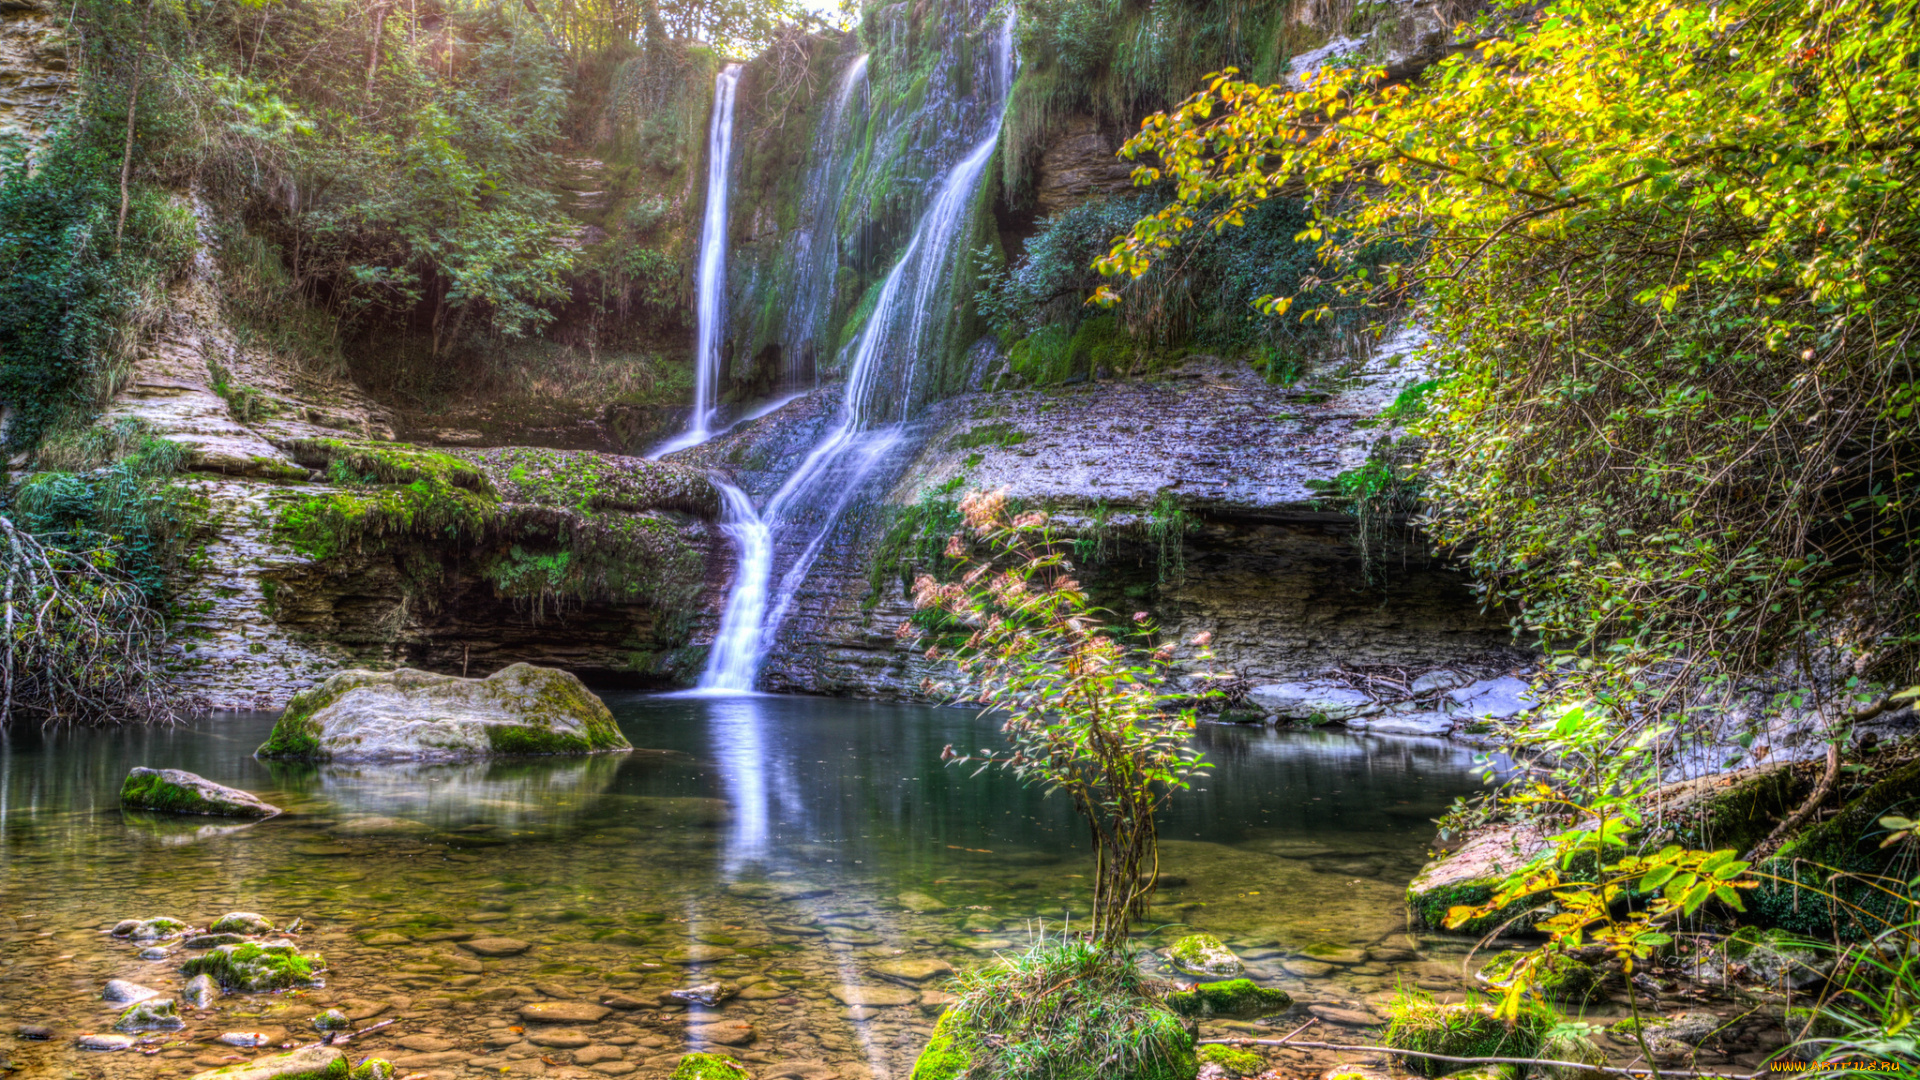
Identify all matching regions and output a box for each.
[0,695,1490,1080]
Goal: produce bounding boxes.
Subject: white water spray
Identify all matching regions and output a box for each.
[651,65,742,459]
[695,13,1017,692]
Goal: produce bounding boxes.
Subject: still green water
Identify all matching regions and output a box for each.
[0,694,1490,1079]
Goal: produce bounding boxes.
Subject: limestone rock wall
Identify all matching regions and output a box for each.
[0,0,71,161]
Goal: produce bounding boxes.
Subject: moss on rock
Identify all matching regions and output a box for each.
[1168,933,1242,977]
[179,942,325,991]
[186,1045,347,1080]
[119,768,281,818]
[115,997,184,1032]
[908,1011,975,1080]
[1165,979,1292,1019]
[1753,758,1920,938]
[1197,1045,1265,1077]
[258,664,629,762]
[668,1053,752,1080]
[1383,995,1548,1078]
[1479,950,1599,1002]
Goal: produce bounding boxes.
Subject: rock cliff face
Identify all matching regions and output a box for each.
[0,0,71,160]
[1032,114,1136,215]
[88,201,724,709]
[688,329,1526,700]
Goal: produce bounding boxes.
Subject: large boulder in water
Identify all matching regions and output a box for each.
[256,664,630,762]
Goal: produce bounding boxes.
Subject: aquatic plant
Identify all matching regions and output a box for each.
[912,487,1218,946]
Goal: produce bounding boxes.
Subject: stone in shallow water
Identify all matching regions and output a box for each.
[1168,933,1243,977]
[210,912,275,934]
[766,923,822,936]
[460,936,529,956]
[138,946,170,960]
[664,983,737,1007]
[186,933,248,949]
[574,1046,624,1065]
[112,917,187,941]
[685,1019,755,1046]
[312,1009,349,1031]
[873,958,954,985]
[120,768,281,818]
[187,1045,345,1080]
[397,1036,455,1052]
[1308,1004,1381,1027]
[600,994,649,1011]
[671,1053,751,1079]
[518,1002,611,1024]
[826,985,918,1007]
[1282,958,1336,979]
[102,979,159,1003]
[896,891,948,913]
[180,942,324,991]
[15,1025,54,1040]
[76,1033,134,1051]
[115,997,184,1032]
[1165,979,1292,1020]
[664,945,736,964]
[527,1029,591,1049]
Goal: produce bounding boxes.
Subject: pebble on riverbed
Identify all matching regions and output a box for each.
[114,997,184,1032]
[101,979,159,1003]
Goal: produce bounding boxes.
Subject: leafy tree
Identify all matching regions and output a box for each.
[1098,0,1920,724]
[912,488,1217,948]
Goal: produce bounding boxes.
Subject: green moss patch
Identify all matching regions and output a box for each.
[669,1054,752,1080]
[1165,979,1292,1019]
[1197,1045,1265,1077]
[180,942,325,991]
[1383,993,1549,1078]
[1753,757,1920,938]
[1479,950,1599,1003]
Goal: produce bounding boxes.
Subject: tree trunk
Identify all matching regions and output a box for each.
[366,1,391,93]
[116,0,156,247]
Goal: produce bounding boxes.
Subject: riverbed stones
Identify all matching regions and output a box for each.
[115,997,184,1032]
[873,958,953,985]
[1169,933,1243,977]
[527,1029,592,1049]
[686,1019,756,1046]
[460,936,530,956]
[112,917,187,941]
[519,1001,611,1024]
[896,891,948,913]
[256,663,631,761]
[120,768,283,818]
[76,1033,135,1051]
[102,978,160,1003]
[1446,677,1535,720]
[827,985,918,1007]
[665,983,737,1007]
[186,933,248,949]
[187,1045,347,1080]
[665,944,736,964]
[210,912,274,934]
[15,1025,54,1040]
[312,1009,349,1031]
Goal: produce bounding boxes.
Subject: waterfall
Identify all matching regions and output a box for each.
[651,64,743,459]
[694,482,774,693]
[694,11,1018,692]
[782,54,870,384]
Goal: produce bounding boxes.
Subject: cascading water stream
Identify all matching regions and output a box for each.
[650,64,742,459]
[694,12,1018,692]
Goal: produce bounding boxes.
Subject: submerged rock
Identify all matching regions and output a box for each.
[180,942,325,991]
[256,664,631,761]
[1445,676,1535,720]
[313,1009,349,1031]
[1165,979,1292,1020]
[101,978,160,1003]
[75,1033,135,1051]
[186,1045,347,1080]
[1167,933,1243,977]
[120,768,282,818]
[664,983,738,1007]
[115,997,184,1032]
[182,973,219,1009]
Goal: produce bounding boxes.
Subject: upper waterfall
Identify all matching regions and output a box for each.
[651,64,743,459]
[694,9,1019,692]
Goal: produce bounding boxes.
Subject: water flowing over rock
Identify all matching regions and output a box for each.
[256,664,631,761]
[689,8,1018,692]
